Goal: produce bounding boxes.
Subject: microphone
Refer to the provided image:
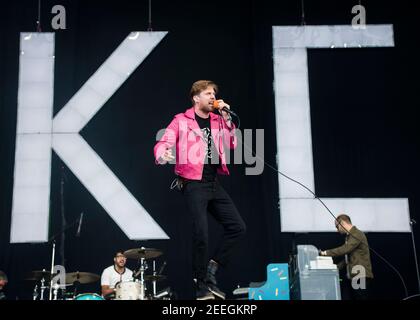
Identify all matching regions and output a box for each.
[213,100,238,117]
[76,212,84,237]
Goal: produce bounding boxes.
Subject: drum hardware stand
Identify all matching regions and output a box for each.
[152,260,157,298]
[139,257,147,300]
[32,284,39,300]
[30,269,49,301]
[31,271,58,301]
[40,277,47,300]
[72,280,80,299]
[134,255,148,300]
[153,261,167,299]
[52,282,61,300]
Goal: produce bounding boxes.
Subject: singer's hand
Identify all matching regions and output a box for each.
[214,99,231,121]
[161,149,175,162]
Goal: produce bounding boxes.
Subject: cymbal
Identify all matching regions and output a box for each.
[124,247,163,260]
[65,272,100,284]
[143,274,167,282]
[25,270,57,281]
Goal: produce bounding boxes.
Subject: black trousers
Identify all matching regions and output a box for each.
[183,179,246,280]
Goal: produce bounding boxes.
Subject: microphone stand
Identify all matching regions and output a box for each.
[409,219,420,294]
[46,215,83,300]
[48,241,56,300]
[59,165,67,272]
[48,163,68,300]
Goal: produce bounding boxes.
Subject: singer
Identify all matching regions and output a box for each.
[154,80,246,300]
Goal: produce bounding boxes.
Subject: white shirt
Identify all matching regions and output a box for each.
[101,266,133,289]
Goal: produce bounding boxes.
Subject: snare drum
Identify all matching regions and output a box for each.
[74,293,104,300]
[115,281,145,300]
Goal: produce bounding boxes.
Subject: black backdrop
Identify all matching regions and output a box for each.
[1,0,419,300]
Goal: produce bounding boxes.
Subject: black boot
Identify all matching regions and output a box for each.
[195,279,214,300]
[205,260,226,300]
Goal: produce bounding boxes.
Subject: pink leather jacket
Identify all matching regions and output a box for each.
[154,107,237,180]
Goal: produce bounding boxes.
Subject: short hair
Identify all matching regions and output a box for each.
[0,271,8,281]
[190,80,218,102]
[114,250,126,258]
[336,214,352,224]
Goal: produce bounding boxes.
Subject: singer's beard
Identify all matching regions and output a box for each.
[198,103,214,114]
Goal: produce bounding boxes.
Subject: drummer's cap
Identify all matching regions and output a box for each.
[0,271,7,281]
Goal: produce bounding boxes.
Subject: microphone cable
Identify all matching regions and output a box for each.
[233,124,409,298]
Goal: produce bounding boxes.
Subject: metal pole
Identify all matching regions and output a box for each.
[148,0,153,31]
[300,0,306,26]
[36,0,42,32]
[153,260,157,297]
[410,219,420,294]
[140,257,145,300]
[60,165,66,267]
[49,241,56,300]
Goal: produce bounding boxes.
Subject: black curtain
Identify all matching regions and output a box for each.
[1,0,419,299]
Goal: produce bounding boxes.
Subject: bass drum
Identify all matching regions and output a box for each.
[74,293,105,300]
[115,281,145,300]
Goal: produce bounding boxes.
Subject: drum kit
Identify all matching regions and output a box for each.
[27,247,170,300]
[118,247,168,300]
[26,270,100,300]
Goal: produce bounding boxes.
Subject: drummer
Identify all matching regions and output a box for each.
[101,251,133,297]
